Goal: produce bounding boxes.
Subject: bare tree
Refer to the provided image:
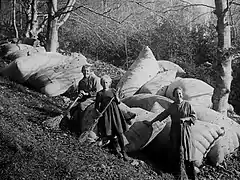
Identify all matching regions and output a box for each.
[211,0,235,115]
[12,0,19,39]
[23,0,47,41]
[46,0,76,52]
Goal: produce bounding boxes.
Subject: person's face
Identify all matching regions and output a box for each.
[174,89,183,102]
[101,79,111,89]
[82,67,91,78]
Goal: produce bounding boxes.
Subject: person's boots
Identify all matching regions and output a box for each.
[110,136,122,158]
[118,134,131,161]
[121,149,131,161]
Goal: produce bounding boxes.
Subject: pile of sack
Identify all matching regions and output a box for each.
[1,42,239,168]
[81,46,240,169]
[0,43,90,96]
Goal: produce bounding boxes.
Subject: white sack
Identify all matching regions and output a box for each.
[122,94,173,111]
[150,102,165,113]
[157,60,185,76]
[166,78,214,108]
[80,103,167,152]
[137,70,177,96]
[116,46,160,99]
[144,119,225,167]
[0,52,89,96]
[0,43,45,61]
[194,106,240,166]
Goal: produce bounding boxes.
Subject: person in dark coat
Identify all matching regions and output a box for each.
[95,75,130,161]
[146,87,197,180]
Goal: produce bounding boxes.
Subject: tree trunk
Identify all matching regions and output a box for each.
[20,3,23,30]
[46,0,58,52]
[46,0,76,52]
[212,0,232,115]
[25,2,32,38]
[30,0,38,39]
[49,18,59,52]
[12,0,19,39]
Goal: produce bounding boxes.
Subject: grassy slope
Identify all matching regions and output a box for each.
[0,58,240,180]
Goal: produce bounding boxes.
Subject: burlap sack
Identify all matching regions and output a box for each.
[194,106,240,166]
[116,46,160,99]
[122,94,173,111]
[157,60,185,76]
[136,70,177,96]
[166,78,214,108]
[0,43,45,61]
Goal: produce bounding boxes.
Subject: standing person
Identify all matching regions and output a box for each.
[95,75,130,161]
[146,87,197,180]
[68,65,102,136]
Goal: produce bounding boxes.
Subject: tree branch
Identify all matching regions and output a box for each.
[180,0,215,8]
[231,0,240,6]
[58,0,76,27]
[71,12,122,37]
[36,15,48,34]
[129,1,180,41]
[184,12,212,27]
[81,6,120,24]
[50,0,58,13]
[69,16,105,45]
[81,6,131,24]
[163,1,215,14]
[102,3,122,15]
[55,5,83,18]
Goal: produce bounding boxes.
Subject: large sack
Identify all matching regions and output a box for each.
[116,46,160,99]
[122,94,173,111]
[166,78,214,108]
[194,106,240,166]
[0,52,66,82]
[118,102,137,121]
[144,119,225,167]
[150,102,165,113]
[29,66,85,96]
[191,121,225,167]
[0,43,28,57]
[79,103,98,134]
[80,103,167,152]
[136,70,177,96]
[80,104,150,135]
[0,52,89,96]
[157,60,185,76]
[0,43,45,61]
[124,107,167,152]
[6,46,46,61]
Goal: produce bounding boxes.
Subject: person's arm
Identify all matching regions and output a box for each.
[150,109,170,125]
[94,92,101,116]
[77,80,82,94]
[180,103,197,125]
[113,88,121,104]
[77,80,86,98]
[89,77,102,97]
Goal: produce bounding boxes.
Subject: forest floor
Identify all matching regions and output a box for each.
[0,58,240,180]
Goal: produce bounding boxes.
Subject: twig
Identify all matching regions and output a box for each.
[82,6,130,24]
[217,164,234,175]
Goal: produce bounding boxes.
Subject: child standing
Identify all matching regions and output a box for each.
[95,75,130,161]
